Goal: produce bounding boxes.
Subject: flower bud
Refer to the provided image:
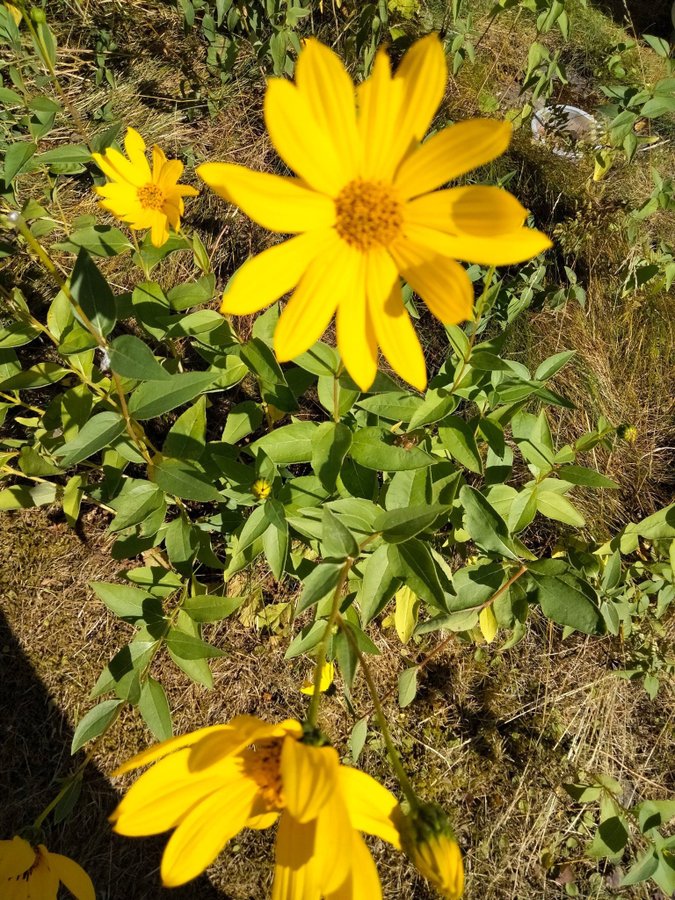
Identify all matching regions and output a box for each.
[400,802,464,899]
[252,478,272,501]
[617,424,637,444]
[30,7,47,23]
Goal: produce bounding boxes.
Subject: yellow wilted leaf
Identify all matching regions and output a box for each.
[479,606,498,643]
[300,660,334,695]
[395,585,420,644]
[5,3,22,26]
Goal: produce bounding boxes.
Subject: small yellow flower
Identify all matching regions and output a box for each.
[617,424,638,444]
[251,477,273,501]
[111,715,401,895]
[0,836,94,900]
[93,127,199,247]
[300,659,335,695]
[197,35,551,392]
[400,802,464,899]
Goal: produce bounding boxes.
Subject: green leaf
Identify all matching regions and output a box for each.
[535,489,585,527]
[53,224,131,257]
[375,503,447,543]
[183,594,245,622]
[641,96,675,117]
[588,815,629,860]
[311,421,352,493]
[398,666,418,707]
[531,574,603,634]
[108,481,165,532]
[166,628,227,659]
[128,370,217,419]
[248,421,318,464]
[285,619,326,658]
[263,509,289,580]
[350,427,434,471]
[0,482,57,511]
[109,334,170,381]
[71,699,122,753]
[3,141,37,184]
[637,800,675,833]
[163,397,206,460]
[408,387,458,430]
[349,717,368,763]
[55,411,126,466]
[70,248,116,337]
[294,342,340,376]
[358,545,400,624]
[534,350,576,381]
[620,851,659,886]
[222,401,264,444]
[152,456,221,502]
[297,562,343,614]
[563,783,602,802]
[556,465,619,489]
[62,474,84,527]
[237,504,271,553]
[167,274,216,310]
[91,582,163,621]
[390,539,447,611]
[357,392,423,422]
[322,507,359,559]
[437,417,483,473]
[460,486,519,560]
[138,677,172,741]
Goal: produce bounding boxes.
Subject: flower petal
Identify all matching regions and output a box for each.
[92,147,145,187]
[265,77,351,195]
[296,39,360,178]
[112,724,230,775]
[124,127,151,182]
[150,212,170,247]
[313,793,353,894]
[152,144,168,181]
[335,255,378,391]
[357,50,404,181]
[197,162,335,233]
[160,780,258,887]
[326,833,382,900]
[188,716,303,771]
[339,766,403,849]
[272,813,319,900]
[395,120,512,200]
[47,854,95,900]
[221,230,334,316]
[158,158,184,191]
[395,34,447,146]
[367,248,426,391]
[402,222,553,266]
[406,185,528,236]
[280,738,339,824]
[274,235,358,362]
[390,234,474,323]
[111,750,241,836]
[26,851,58,900]
[0,837,35,879]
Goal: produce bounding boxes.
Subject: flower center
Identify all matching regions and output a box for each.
[137,182,166,211]
[243,740,285,809]
[335,179,403,251]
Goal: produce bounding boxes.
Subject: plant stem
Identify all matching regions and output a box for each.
[448,264,496,394]
[338,614,419,810]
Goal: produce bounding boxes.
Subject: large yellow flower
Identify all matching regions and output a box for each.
[111,715,401,897]
[0,836,94,900]
[197,35,551,392]
[93,127,199,247]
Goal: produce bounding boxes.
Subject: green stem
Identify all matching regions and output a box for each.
[448,264,496,394]
[338,614,418,810]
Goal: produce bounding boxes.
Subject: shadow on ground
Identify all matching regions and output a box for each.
[0,607,228,900]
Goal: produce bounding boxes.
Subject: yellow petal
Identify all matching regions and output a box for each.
[313,793,353,894]
[265,77,350,195]
[296,39,360,178]
[112,724,230,775]
[367,248,426,392]
[357,50,404,181]
[395,34,447,145]
[272,813,319,900]
[197,162,335,233]
[152,144,168,181]
[47,854,95,900]
[26,851,59,900]
[188,716,303,771]
[395,120,512,200]
[160,780,258,887]
[406,185,527,236]
[300,660,335,695]
[158,158,184,190]
[124,127,151,181]
[150,212,170,247]
[389,235,474,324]
[339,767,402,849]
[402,222,553,266]
[92,146,145,187]
[221,229,335,316]
[274,235,357,362]
[4,879,28,900]
[334,254,378,391]
[111,750,239,836]
[0,837,35,879]
[280,738,339,824]
[326,833,382,900]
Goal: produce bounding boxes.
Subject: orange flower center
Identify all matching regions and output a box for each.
[243,740,285,809]
[335,179,403,251]
[137,182,166,211]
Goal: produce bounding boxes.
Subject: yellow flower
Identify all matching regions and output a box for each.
[400,802,464,899]
[93,127,199,248]
[0,836,95,900]
[197,35,551,392]
[300,659,335,695]
[252,477,273,501]
[111,715,401,896]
